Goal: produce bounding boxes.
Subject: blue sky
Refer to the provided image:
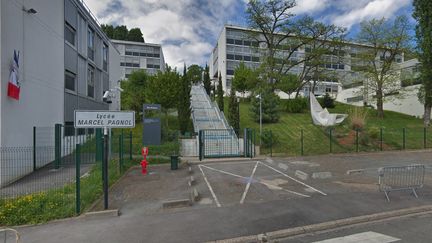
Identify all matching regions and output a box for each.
[85,0,414,69]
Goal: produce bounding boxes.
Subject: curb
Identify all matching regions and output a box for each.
[162,199,191,208]
[211,205,432,243]
[83,209,119,219]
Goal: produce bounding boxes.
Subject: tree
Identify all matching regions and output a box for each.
[246,0,346,92]
[232,62,262,95]
[127,28,145,42]
[275,73,300,96]
[217,73,224,113]
[120,70,148,120]
[413,0,432,126]
[228,87,240,134]
[203,64,212,95]
[178,64,192,134]
[356,16,410,118]
[146,65,180,126]
[101,24,115,39]
[187,64,203,84]
[250,86,280,123]
[113,25,129,40]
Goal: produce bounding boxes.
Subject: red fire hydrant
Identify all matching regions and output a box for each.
[141,147,149,175]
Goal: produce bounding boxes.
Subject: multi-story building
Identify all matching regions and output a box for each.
[209,24,403,97]
[0,0,121,147]
[112,40,165,79]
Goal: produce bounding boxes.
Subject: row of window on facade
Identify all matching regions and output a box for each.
[120,62,160,69]
[227,53,260,62]
[65,65,96,98]
[64,21,108,72]
[124,51,161,58]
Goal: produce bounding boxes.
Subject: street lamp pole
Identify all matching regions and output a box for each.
[259,93,262,145]
[237,97,240,135]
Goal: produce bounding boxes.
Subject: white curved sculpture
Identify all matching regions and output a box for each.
[310,93,347,126]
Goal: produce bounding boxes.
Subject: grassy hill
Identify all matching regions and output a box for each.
[236,100,430,156]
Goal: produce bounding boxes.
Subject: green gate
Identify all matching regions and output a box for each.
[199,128,255,160]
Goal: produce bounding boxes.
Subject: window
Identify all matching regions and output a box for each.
[244,56,251,61]
[325,86,332,93]
[65,70,76,91]
[125,51,133,56]
[87,27,95,60]
[235,55,242,60]
[133,52,140,56]
[227,69,234,75]
[103,43,108,71]
[87,65,95,98]
[235,39,243,45]
[227,54,234,60]
[65,22,76,46]
[154,53,160,58]
[154,65,160,69]
[243,40,251,46]
[227,38,234,44]
[252,56,260,62]
[251,41,259,47]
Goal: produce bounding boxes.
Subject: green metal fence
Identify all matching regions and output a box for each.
[263,126,432,156]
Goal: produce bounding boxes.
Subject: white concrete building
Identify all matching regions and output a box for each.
[112,40,165,79]
[0,0,121,185]
[209,25,404,98]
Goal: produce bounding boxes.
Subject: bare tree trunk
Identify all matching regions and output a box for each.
[376,89,384,118]
[424,103,431,127]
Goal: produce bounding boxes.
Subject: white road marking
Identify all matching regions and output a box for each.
[200,164,310,198]
[313,231,400,243]
[198,165,221,207]
[278,163,289,170]
[240,161,259,204]
[265,157,274,164]
[259,161,327,196]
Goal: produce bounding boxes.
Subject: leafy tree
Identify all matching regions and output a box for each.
[217,73,224,113]
[146,65,180,126]
[413,0,432,126]
[203,64,212,95]
[120,70,148,120]
[127,28,145,42]
[101,24,115,39]
[187,64,203,84]
[228,87,240,134]
[275,73,300,96]
[113,25,129,40]
[246,0,345,92]
[232,62,262,95]
[356,16,410,118]
[178,64,192,134]
[250,86,280,123]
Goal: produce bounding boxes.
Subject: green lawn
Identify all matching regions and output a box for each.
[236,100,430,156]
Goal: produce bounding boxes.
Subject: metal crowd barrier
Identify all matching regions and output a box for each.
[378,164,425,201]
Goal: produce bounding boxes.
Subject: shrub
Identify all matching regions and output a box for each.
[359,132,370,146]
[260,129,278,148]
[322,93,335,108]
[348,107,368,130]
[368,126,380,139]
[283,97,308,113]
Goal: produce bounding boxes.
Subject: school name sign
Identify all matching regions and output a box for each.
[74,111,135,128]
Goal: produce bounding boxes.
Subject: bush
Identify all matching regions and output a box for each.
[359,132,370,146]
[368,126,380,139]
[260,129,278,148]
[283,97,308,113]
[322,93,335,108]
[348,107,368,130]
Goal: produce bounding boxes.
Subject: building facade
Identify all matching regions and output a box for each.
[112,40,165,79]
[0,0,120,146]
[208,25,403,98]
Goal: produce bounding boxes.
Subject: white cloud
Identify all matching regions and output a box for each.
[292,0,329,15]
[84,0,242,70]
[329,0,411,29]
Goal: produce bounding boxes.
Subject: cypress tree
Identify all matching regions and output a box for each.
[203,64,211,96]
[217,73,224,113]
[178,64,191,134]
[228,87,240,134]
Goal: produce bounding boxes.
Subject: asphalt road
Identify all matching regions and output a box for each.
[280,212,432,243]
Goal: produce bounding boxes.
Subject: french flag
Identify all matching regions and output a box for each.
[7,50,20,100]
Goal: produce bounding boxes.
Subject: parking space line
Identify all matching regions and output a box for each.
[259,161,327,196]
[240,161,259,204]
[198,165,221,207]
[200,164,310,198]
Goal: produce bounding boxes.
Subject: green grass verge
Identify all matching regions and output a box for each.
[237,100,430,156]
[0,158,138,226]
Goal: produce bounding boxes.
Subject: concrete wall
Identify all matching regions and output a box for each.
[1,0,64,147]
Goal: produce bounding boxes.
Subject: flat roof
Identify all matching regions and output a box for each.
[111,39,162,47]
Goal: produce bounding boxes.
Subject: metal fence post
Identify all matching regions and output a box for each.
[380,128,383,151]
[119,134,123,173]
[301,129,304,156]
[33,126,36,171]
[54,123,62,169]
[129,131,133,160]
[329,128,333,153]
[75,144,81,215]
[424,127,427,149]
[198,130,203,161]
[96,128,103,162]
[356,129,359,152]
[402,128,406,150]
[270,130,273,157]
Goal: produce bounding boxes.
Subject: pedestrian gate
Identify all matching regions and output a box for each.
[198,128,255,160]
